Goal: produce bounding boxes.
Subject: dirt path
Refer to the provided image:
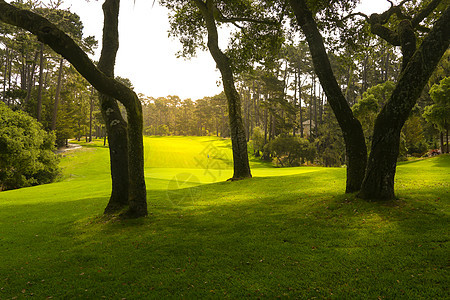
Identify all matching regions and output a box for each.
[56,143,82,154]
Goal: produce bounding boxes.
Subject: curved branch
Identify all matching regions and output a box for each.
[370,23,401,46]
[0,0,148,217]
[341,12,369,23]
[0,0,135,111]
[412,0,442,28]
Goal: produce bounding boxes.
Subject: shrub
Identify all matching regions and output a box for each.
[267,135,315,167]
[0,102,59,190]
[251,126,265,157]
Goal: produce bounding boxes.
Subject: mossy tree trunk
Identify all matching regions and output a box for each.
[98,0,130,214]
[193,0,252,180]
[359,7,450,200]
[289,0,367,193]
[0,0,148,217]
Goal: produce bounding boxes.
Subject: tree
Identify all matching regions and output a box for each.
[97,0,131,214]
[289,0,450,199]
[0,0,148,217]
[161,0,283,180]
[166,0,255,179]
[288,0,367,193]
[423,76,450,153]
[267,135,315,167]
[357,1,450,200]
[0,102,59,190]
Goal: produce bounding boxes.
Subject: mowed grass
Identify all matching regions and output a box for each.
[0,136,448,299]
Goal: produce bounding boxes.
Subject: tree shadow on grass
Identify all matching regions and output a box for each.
[1,165,448,298]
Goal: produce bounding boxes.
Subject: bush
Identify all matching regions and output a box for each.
[0,102,59,190]
[267,135,315,167]
[251,127,265,157]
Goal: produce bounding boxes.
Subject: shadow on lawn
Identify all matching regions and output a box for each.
[2,170,446,298]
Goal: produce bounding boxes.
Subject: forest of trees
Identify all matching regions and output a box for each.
[141,43,449,166]
[0,0,448,215]
[0,1,104,147]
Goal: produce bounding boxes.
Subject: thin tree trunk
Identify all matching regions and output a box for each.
[264,106,268,144]
[309,74,313,138]
[36,42,44,122]
[446,127,449,154]
[3,48,8,103]
[299,66,304,138]
[51,57,63,131]
[21,52,27,91]
[24,51,38,106]
[385,51,390,82]
[89,86,94,142]
[313,74,318,137]
[363,55,368,94]
[293,69,297,136]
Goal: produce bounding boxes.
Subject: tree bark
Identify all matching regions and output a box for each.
[193,0,251,180]
[359,7,450,200]
[0,0,147,217]
[98,0,131,214]
[289,0,367,193]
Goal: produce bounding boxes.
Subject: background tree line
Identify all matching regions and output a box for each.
[0,1,105,147]
[2,1,448,172]
[138,42,449,167]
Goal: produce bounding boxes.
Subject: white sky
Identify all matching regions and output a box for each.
[36,0,390,100]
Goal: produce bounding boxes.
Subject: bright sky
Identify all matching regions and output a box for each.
[36,0,390,100]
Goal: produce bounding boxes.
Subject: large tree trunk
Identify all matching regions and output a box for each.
[359,7,450,200]
[98,0,130,214]
[0,0,148,217]
[193,0,251,180]
[51,57,63,131]
[289,0,367,193]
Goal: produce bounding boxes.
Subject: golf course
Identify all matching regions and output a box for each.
[0,136,448,298]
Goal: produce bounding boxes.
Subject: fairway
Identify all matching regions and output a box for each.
[0,136,448,298]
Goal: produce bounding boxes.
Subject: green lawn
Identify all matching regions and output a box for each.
[0,136,448,298]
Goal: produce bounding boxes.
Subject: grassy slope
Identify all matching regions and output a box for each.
[0,136,448,299]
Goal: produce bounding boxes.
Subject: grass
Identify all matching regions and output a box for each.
[0,136,448,298]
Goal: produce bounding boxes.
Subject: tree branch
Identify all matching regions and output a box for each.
[341,12,369,23]
[217,15,278,26]
[376,0,412,24]
[212,5,278,26]
[370,23,401,46]
[412,0,442,28]
[0,0,136,111]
